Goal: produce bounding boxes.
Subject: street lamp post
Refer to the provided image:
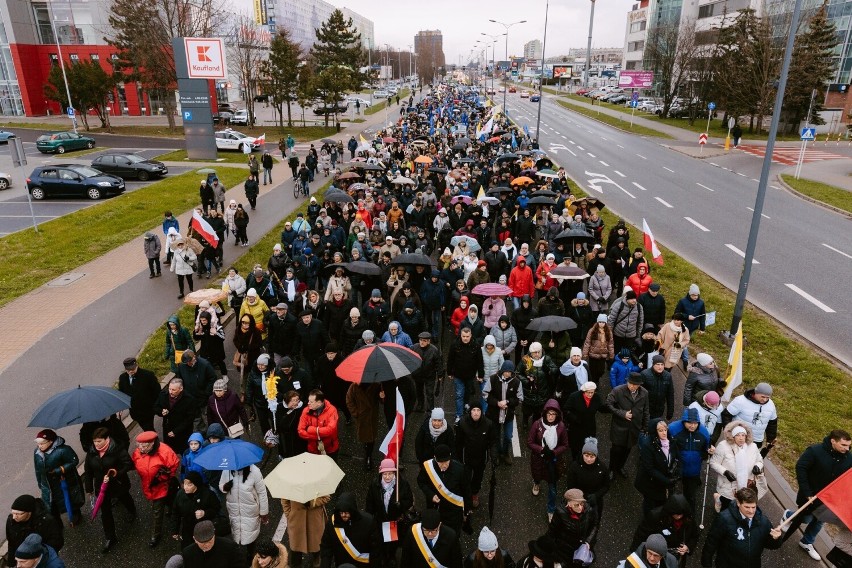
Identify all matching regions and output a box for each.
[407,44,414,80]
[535,0,550,144]
[47,1,77,133]
[480,33,504,96]
[489,19,527,113]
[584,0,596,88]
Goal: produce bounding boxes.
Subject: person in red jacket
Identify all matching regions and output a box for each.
[131,431,180,549]
[509,257,536,309]
[298,389,340,460]
[450,295,470,335]
[625,263,653,297]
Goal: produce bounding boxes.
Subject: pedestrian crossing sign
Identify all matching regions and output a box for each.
[800,127,816,141]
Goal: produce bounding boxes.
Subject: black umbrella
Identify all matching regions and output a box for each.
[428,167,449,174]
[345,261,381,276]
[487,186,514,195]
[526,316,577,332]
[29,386,131,428]
[457,157,475,164]
[456,137,471,146]
[391,252,436,267]
[553,228,594,246]
[516,150,533,156]
[324,191,354,204]
[353,163,385,171]
[535,157,554,170]
[492,129,507,136]
[321,262,349,276]
[321,138,337,144]
[527,196,556,206]
[451,142,467,151]
[572,197,606,211]
[529,189,558,197]
[495,153,519,163]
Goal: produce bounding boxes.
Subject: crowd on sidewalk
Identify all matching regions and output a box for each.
[6,83,852,568]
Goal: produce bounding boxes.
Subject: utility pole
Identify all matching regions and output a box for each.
[535,0,550,142]
[584,0,596,88]
[489,19,527,112]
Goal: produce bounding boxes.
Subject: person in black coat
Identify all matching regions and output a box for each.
[547,488,599,566]
[339,308,368,355]
[314,342,350,423]
[631,494,698,564]
[175,351,218,429]
[264,303,297,366]
[642,355,675,421]
[172,471,220,545]
[365,459,415,568]
[4,495,64,565]
[454,403,497,507]
[182,520,245,568]
[79,414,130,454]
[415,409,456,466]
[485,361,523,465]
[563,383,608,462]
[83,426,137,552]
[701,487,782,568]
[417,445,471,534]
[320,492,375,568]
[293,310,329,377]
[635,418,681,518]
[275,391,308,460]
[117,357,161,432]
[154,378,198,455]
[638,284,667,332]
[401,509,463,568]
[563,438,610,517]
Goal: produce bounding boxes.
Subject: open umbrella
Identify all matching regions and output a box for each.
[345,261,381,276]
[450,195,472,205]
[536,169,559,179]
[492,129,507,136]
[183,288,228,306]
[527,196,556,206]
[549,265,591,281]
[355,163,385,171]
[382,136,397,144]
[324,191,354,204]
[529,189,558,197]
[337,171,361,180]
[451,142,467,151]
[457,157,475,164]
[410,140,428,147]
[391,176,416,185]
[348,182,369,191]
[516,150,533,156]
[193,439,264,470]
[472,283,513,296]
[450,235,481,252]
[336,343,422,384]
[496,153,519,163]
[448,169,466,180]
[391,252,436,266]
[572,197,606,211]
[428,167,449,174]
[196,168,217,174]
[535,157,554,170]
[29,386,131,429]
[456,137,472,146]
[321,262,349,276]
[553,228,594,247]
[487,186,514,195]
[414,155,433,164]
[526,316,577,332]
[264,452,344,501]
[321,138,337,145]
[510,176,535,186]
[487,136,502,143]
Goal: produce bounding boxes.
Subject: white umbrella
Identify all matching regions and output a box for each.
[391,176,416,185]
[263,452,344,501]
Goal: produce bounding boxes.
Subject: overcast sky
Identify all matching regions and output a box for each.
[336,0,631,63]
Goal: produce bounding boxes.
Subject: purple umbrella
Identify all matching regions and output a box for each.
[471,283,513,297]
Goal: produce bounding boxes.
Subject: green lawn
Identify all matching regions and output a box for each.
[154,149,277,164]
[0,167,246,309]
[555,100,674,139]
[781,174,852,214]
[365,89,410,115]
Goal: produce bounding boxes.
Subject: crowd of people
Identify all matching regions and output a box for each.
[6,83,852,568]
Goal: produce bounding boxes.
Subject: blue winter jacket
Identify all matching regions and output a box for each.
[668,410,712,478]
[610,357,640,388]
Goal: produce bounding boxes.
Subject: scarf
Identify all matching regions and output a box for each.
[532,355,544,368]
[499,378,510,424]
[734,443,751,488]
[560,360,589,391]
[429,420,447,440]
[381,478,395,511]
[287,401,304,415]
[542,423,558,450]
[660,438,671,459]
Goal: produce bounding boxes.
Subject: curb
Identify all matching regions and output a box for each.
[774,174,852,220]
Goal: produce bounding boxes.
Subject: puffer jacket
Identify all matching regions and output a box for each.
[34,436,85,513]
[220,464,269,545]
[481,336,504,381]
[582,324,614,361]
[668,408,712,478]
[683,362,720,406]
[587,273,612,312]
[607,296,644,339]
[131,438,180,501]
[170,245,197,276]
[297,401,340,454]
[710,421,766,500]
[490,316,518,356]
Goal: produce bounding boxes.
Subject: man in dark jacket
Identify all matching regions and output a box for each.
[638,283,667,332]
[454,403,496,508]
[781,429,852,560]
[275,356,314,403]
[642,355,675,421]
[154,378,198,455]
[416,444,470,534]
[605,373,650,479]
[293,310,329,377]
[701,487,782,568]
[446,327,484,426]
[548,488,598,566]
[485,360,523,465]
[419,270,445,340]
[411,332,444,412]
[118,357,161,432]
[484,242,509,281]
[320,492,375,568]
[175,350,218,431]
[631,494,698,563]
[400,509,462,568]
[182,520,244,568]
[265,303,297,367]
[5,495,64,565]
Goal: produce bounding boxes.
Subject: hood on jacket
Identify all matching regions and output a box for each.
[188,432,205,446]
[206,422,228,440]
[723,420,754,445]
[459,295,470,306]
[681,407,700,424]
[388,320,404,333]
[648,416,668,433]
[520,294,532,306]
[661,494,692,517]
[497,315,511,327]
[167,315,181,326]
[541,399,563,423]
[483,335,496,348]
[334,492,361,521]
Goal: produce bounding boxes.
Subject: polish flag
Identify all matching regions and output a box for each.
[379,389,406,464]
[642,218,664,265]
[381,521,399,542]
[815,468,852,529]
[191,209,219,246]
[255,133,266,145]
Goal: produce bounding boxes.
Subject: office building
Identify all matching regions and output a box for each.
[524,39,542,60]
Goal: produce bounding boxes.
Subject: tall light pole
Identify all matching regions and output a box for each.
[47,1,77,132]
[481,33,504,95]
[407,44,414,80]
[489,19,527,112]
[535,0,550,144]
[584,0,596,88]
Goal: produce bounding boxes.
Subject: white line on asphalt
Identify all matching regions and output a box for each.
[785,284,835,313]
[554,131,560,135]
[588,153,596,158]
[601,137,607,141]
[561,135,567,139]
[709,162,719,167]
[725,244,760,264]
[745,207,770,219]
[771,185,781,190]
[663,166,674,173]
[569,140,576,144]
[737,172,747,177]
[654,197,674,208]
[567,149,577,156]
[577,146,585,151]
[821,243,852,259]
[632,182,648,191]
[684,216,710,231]
[751,179,760,182]
[599,160,609,167]
[613,170,626,178]
[696,183,715,192]
[512,416,521,457]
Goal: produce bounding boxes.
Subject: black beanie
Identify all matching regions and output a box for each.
[11,495,36,513]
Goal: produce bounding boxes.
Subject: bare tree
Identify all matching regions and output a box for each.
[226,15,269,127]
[645,18,701,118]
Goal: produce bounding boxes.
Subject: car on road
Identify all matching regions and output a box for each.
[90,153,168,181]
[576,88,591,96]
[214,129,261,152]
[230,109,252,126]
[313,101,349,115]
[26,164,125,200]
[508,86,517,93]
[35,131,96,154]
[530,93,541,102]
[486,88,496,95]
[520,91,530,98]
[0,171,11,190]
[345,96,372,108]
[373,90,390,98]
[0,129,16,143]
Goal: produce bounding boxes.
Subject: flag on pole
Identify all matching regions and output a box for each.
[511,131,518,150]
[255,133,266,145]
[191,209,219,246]
[476,117,494,141]
[523,124,530,137]
[381,521,399,542]
[815,468,852,528]
[722,322,743,402]
[379,389,406,464]
[642,218,664,265]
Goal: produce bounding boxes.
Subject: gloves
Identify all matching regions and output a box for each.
[724,471,737,482]
[222,480,234,493]
[752,465,762,475]
[51,467,63,475]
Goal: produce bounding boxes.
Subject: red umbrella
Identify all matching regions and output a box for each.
[383,136,397,143]
[91,469,116,519]
[336,343,422,384]
[472,283,513,296]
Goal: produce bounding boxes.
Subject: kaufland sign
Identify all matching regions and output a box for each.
[184,38,227,79]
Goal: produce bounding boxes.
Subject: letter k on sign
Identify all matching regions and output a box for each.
[197,46,211,62]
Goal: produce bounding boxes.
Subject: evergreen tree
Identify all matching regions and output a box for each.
[310,9,366,126]
[261,28,302,127]
[44,60,116,130]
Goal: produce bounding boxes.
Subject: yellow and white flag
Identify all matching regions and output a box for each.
[722,322,743,402]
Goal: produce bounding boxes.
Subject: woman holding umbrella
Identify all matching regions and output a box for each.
[33,429,84,524]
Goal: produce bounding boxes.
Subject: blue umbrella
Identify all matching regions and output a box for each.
[59,474,77,525]
[28,385,131,429]
[194,439,264,471]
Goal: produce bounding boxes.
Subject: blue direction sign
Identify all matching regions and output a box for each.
[66,107,74,117]
[631,92,639,102]
[183,110,193,122]
[800,127,816,141]
[630,100,638,108]
[708,102,716,110]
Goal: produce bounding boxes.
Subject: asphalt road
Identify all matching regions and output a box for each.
[507,94,852,367]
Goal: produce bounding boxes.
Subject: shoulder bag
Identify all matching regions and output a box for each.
[214,398,245,438]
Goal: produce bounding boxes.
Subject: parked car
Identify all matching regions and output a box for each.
[35,132,96,154]
[530,94,541,102]
[214,129,261,152]
[91,153,168,181]
[0,129,16,143]
[26,164,125,200]
[0,171,11,190]
[575,88,591,96]
[345,96,372,108]
[486,88,496,95]
[373,90,390,98]
[253,94,270,103]
[231,109,251,126]
[313,101,349,115]
[608,94,628,104]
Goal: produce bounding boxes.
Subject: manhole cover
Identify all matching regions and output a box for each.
[47,272,86,287]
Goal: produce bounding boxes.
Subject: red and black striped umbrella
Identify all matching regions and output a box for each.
[336,343,422,384]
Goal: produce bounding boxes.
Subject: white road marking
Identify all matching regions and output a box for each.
[636,154,646,159]
[633,182,648,191]
[684,216,710,232]
[554,131,560,135]
[771,185,781,190]
[585,170,636,198]
[821,243,852,259]
[577,146,585,151]
[709,162,720,167]
[725,244,759,264]
[663,166,675,173]
[785,284,835,313]
[601,137,607,141]
[613,170,626,178]
[655,196,674,208]
[751,178,760,182]
[617,145,625,149]
[567,149,577,156]
[561,135,567,139]
[569,140,576,145]
[737,172,747,177]
[599,160,609,166]
[512,416,521,457]
[745,207,770,219]
[696,183,715,192]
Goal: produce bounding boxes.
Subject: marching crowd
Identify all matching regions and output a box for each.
[6,84,852,568]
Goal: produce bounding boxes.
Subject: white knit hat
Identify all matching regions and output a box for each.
[478,526,499,552]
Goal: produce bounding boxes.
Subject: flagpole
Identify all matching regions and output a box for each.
[776,495,818,531]
[395,427,400,502]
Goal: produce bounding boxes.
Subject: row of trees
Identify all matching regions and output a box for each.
[645,3,837,134]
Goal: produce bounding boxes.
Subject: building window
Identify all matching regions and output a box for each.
[50,53,59,66]
[698,4,715,18]
[70,54,80,63]
[630,20,647,32]
[90,53,99,61]
[628,40,645,51]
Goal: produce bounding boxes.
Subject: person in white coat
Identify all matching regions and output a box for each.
[220,464,269,562]
[170,239,197,299]
[710,421,766,512]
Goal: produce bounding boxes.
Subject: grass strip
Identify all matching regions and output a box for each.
[0,167,246,309]
[555,100,674,139]
[780,174,852,214]
[154,149,277,164]
[135,179,334,377]
[365,89,410,115]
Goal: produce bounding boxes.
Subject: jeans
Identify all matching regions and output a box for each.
[301,180,310,195]
[783,509,824,545]
[454,377,471,419]
[545,462,558,513]
[497,418,514,456]
[681,346,690,366]
[478,381,488,414]
[512,297,521,309]
[263,168,272,184]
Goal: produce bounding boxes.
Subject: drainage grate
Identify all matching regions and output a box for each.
[47,272,86,287]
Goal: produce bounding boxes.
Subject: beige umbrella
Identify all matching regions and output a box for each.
[263,452,345,500]
[183,288,228,305]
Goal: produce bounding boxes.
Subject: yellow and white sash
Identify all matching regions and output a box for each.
[422,460,464,508]
[624,551,650,568]
[332,516,369,564]
[412,524,448,568]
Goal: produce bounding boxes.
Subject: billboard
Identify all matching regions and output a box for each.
[618,70,654,88]
[184,38,227,79]
[552,65,571,78]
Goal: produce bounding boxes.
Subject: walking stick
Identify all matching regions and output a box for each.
[699,460,711,529]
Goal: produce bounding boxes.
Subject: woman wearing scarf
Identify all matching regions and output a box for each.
[556,348,590,409]
[635,418,682,517]
[582,314,615,382]
[527,399,569,521]
[710,421,766,511]
[194,310,227,378]
[277,391,307,461]
[415,408,455,466]
[365,459,414,568]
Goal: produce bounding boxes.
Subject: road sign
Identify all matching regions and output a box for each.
[631,92,639,102]
[800,127,816,141]
[708,102,716,111]
[699,133,708,145]
[67,107,74,117]
[728,117,735,129]
[183,110,193,121]
[630,100,638,108]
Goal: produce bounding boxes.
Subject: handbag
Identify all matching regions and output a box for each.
[169,333,184,365]
[214,399,245,438]
[264,429,279,447]
[573,543,594,566]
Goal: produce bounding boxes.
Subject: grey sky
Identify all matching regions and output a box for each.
[337,0,630,63]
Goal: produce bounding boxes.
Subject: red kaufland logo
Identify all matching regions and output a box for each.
[197,46,212,62]
[184,38,226,79]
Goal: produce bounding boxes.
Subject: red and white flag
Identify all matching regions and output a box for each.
[191,209,219,246]
[642,218,664,265]
[255,133,266,145]
[379,389,406,464]
[381,521,399,542]
[815,467,852,529]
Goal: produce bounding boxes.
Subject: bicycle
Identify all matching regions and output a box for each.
[293,179,309,198]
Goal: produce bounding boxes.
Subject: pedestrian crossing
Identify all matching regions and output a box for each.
[737,144,848,166]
